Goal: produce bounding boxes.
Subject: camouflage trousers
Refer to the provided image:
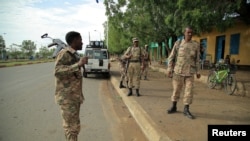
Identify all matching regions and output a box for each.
[141,61,149,77]
[171,73,194,105]
[60,102,81,141]
[128,62,141,89]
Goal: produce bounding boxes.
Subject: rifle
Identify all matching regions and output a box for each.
[41,33,68,58]
[125,58,130,74]
[124,47,133,74]
[41,33,86,77]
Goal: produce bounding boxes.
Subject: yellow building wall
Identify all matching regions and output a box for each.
[193,22,250,66]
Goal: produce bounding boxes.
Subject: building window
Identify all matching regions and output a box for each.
[230,33,240,55]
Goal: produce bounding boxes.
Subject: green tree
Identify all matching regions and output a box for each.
[0,35,6,59]
[7,46,22,60]
[10,43,25,59]
[38,46,51,58]
[104,0,249,55]
[21,40,36,58]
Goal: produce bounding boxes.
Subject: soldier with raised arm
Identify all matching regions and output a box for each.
[54,31,87,141]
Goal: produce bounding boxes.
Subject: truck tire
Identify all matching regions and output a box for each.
[83,72,88,78]
[104,72,110,78]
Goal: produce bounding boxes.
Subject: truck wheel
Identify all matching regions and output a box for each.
[83,70,87,78]
[104,72,110,78]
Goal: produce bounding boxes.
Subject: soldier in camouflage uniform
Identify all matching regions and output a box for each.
[117,55,128,88]
[124,37,145,96]
[141,44,151,80]
[166,26,201,119]
[54,31,87,141]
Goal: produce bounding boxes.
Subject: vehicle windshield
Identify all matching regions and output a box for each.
[85,50,108,59]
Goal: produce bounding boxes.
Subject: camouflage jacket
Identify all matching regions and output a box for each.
[167,39,200,76]
[124,46,145,63]
[54,47,84,105]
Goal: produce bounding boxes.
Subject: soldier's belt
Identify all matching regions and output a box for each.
[130,60,140,63]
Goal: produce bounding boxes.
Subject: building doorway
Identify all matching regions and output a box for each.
[215,35,225,63]
[200,38,207,60]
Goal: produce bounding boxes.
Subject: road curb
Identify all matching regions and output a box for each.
[110,75,172,141]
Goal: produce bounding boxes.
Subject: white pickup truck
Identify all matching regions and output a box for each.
[83,41,110,78]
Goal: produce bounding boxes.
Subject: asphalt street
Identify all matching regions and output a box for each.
[0,62,147,141]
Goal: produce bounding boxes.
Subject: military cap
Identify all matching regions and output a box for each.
[132,37,139,42]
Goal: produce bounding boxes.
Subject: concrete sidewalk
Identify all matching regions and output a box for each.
[149,62,250,97]
[109,61,250,141]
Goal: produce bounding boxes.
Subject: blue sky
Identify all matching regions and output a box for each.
[0,0,106,53]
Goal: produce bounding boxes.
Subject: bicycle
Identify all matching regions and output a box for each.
[207,62,238,95]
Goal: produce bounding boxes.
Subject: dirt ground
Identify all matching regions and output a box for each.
[137,68,250,141]
[110,61,250,141]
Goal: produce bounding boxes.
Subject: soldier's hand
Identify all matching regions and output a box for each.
[127,54,132,59]
[196,73,201,79]
[168,71,173,78]
[78,56,88,67]
[141,65,145,70]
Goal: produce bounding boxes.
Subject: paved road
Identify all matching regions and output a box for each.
[0,63,147,141]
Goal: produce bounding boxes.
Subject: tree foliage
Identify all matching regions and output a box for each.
[37,46,54,58]
[0,35,6,59]
[103,0,249,54]
[21,40,37,57]
[0,35,6,48]
[8,46,22,60]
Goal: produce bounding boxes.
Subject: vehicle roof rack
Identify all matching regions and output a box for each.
[87,41,106,48]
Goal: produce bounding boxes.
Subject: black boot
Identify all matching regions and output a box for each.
[183,105,194,119]
[119,81,126,88]
[127,88,132,96]
[167,101,177,114]
[136,89,141,97]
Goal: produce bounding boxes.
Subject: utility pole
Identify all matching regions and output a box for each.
[88,31,90,43]
[106,19,108,49]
